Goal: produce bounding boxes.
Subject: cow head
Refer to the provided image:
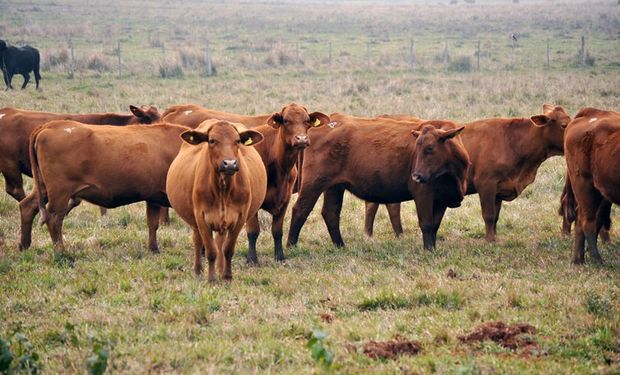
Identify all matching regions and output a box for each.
[411,124,465,184]
[267,103,330,149]
[181,121,263,176]
[129,105,162,124]
[0,40,6,53]
[529,104,571,155]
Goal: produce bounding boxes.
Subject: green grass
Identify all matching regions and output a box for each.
[0,0,619,373]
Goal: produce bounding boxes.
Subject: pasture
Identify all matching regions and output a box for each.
[0,0,619,373]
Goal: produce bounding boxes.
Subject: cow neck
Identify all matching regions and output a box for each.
[274,130,300,175]
[515,117,556,160]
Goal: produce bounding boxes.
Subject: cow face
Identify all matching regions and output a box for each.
[530,104,571,154]
[411,124,465,183]
[181,122,263,176]
[267,103,330,149]
[129,105,162,124]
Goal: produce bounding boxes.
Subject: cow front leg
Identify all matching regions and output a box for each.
[191,228,203,275]
[146,203,161,253]
[415,196,435,250]
[272,201,290,262]
[196,222,217,281]
[287,183,325,248]
[18,190,40,250]
[321,186,346,248]
[386,203,404,237]
[222,224,243,280]
[246,213,260,265]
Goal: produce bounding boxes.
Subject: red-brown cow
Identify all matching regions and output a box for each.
[564,107,620,264]
[19,121,188,252]
[286,114,470,250]
[558,176,611,241]
[166,120,267,280]
[373,104,570,241]
[0,105,161,202]
[162,103,330,263]
[162,104,270,128]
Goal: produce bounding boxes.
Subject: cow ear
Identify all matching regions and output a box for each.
[542,103,555,115]
[239,130,263,146]
[308,112,330,127]
[129,105,146,118]
[267,113,284,129]
[180,130,208,145]
[530,115,550,127]
[411,130,422,138]
[439,126,465,142]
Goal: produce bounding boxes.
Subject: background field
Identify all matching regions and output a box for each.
[0,0,619,374]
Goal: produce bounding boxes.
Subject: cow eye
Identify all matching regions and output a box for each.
[424,146,434,154]
[208,139,216,145]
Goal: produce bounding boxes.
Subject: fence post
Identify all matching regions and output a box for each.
[442,40,449,64]
[328,41,332,67]
[409,39,416,71]
[117,40,121,78]
[366,41,371,70]
[477,39,481,72]
[68,39,75,79]
[578,35,586,66]
[296,42,300,66]
[546,38,550,68]
[206,39,213,76]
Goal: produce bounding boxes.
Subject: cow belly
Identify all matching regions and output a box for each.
[345,183,412,204]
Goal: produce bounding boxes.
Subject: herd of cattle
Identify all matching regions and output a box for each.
[0,102,617,280]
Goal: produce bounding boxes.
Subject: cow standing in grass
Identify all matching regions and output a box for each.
[166,120,267,280]
[0,40,41,90]
[564,108,620,264]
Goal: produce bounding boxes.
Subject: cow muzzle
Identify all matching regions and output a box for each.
[293,134,310,148]
[412,172,429,184]
[219,159,239,175]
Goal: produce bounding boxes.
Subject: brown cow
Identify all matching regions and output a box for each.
[166,120,267,280]
[0,105,161,202]
[558,176,611,241]
[373,104,570,241]
[286,114,470,250]
[162,103,330,263]
[564,107,620,264]
[19,121,188,252]
[162,104,270,128]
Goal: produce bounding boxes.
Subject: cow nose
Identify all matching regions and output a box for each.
[294,135,309,147]
[219,159,239,174]
[412,173,427,183]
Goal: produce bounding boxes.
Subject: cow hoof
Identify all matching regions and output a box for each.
[247,257,259,266]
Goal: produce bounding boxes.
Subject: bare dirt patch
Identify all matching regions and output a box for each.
[319,312,334,323]
[362,335,422,360]
[458,321,537,350]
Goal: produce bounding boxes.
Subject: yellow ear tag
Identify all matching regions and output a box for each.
[313,118,321,127]
[244,138,253,146]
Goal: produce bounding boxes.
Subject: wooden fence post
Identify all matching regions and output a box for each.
[578,35,586,66]
[296,42,300,66]
[328,41,332,67]
[442,40,449,64]
[68,39,75,79]
[546,38,550,68]
[477,39,480,72]
[409,39,416,71]
[366,41,371,70]
[117,40,121,78]
[206,39,213,76]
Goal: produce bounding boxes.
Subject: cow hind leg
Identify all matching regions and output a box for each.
[146,203,161,253]
[18,190,40,250]
[21,72,30,89]
[386,203,404,237]
[44,197,71,252]
[321,185,346,248]
[478,189,500,241]
[159,207,170,225]
[245,213,260,265]
[34,69,41,89]
[597,200,612,243]
[364,202,379,237]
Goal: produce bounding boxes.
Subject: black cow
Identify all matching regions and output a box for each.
[0,40,41,90]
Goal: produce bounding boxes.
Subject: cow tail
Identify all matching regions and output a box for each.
[29,126,49,225]
[562,177,576,224]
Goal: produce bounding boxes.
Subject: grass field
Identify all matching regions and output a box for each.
[1,1,619,374]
